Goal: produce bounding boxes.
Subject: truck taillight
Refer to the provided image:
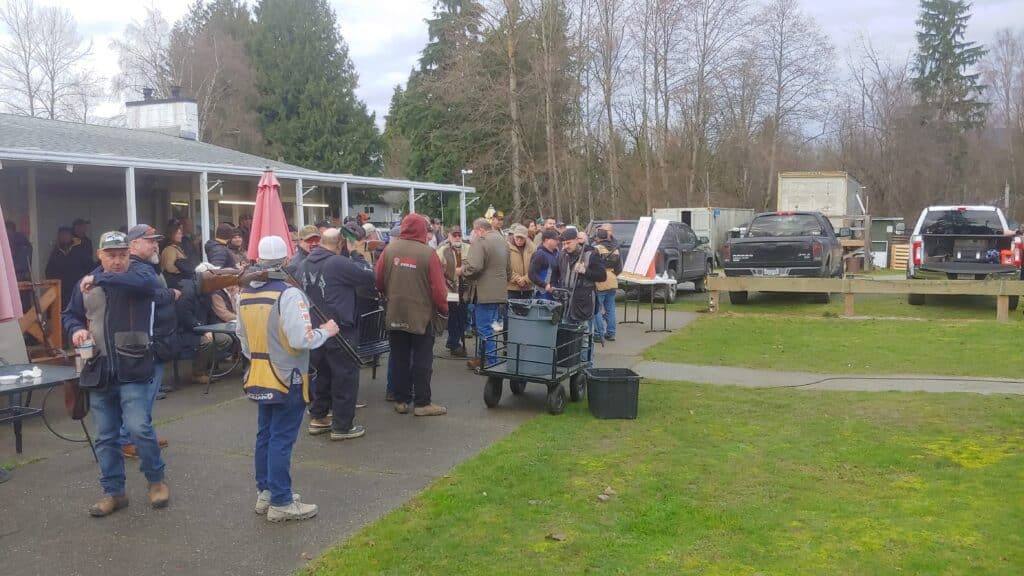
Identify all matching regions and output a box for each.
[912,238,922,266]
[722,244,731,262]
[812,241,822,260]
[1014,237,1022,267]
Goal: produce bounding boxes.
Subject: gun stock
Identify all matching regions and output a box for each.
[198,268,268,294]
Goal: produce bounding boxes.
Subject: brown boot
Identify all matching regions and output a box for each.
[158,436,169,448]
[414,403,448,417]
[466,358,481,370]
[148,482,170,509]
[89,495,129,517]
[308,417,332,436]
[192,373,210,386]
[122,444,138,459]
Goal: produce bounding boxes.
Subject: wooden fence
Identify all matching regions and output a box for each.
[707,275,1024,322]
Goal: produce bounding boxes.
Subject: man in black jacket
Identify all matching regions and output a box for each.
[298,226,376,441]
[553,228,607,324]
[204,223,235,268]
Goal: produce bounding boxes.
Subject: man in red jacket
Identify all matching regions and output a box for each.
[375,214,449,416]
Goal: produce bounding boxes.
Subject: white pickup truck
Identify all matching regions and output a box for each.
[906,205,1023,308]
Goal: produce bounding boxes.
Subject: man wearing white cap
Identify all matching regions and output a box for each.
[236,236,339,522]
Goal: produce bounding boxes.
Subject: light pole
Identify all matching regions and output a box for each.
[460,169,473,235]
[461,168,473,188]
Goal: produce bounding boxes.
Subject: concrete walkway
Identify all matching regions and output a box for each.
[634,361,1024,395]
[0,309,697,576]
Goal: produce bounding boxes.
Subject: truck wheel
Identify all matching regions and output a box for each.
[657,270,678,303]
[908,294,925,306]
[811,292,830,304]
[728,291,748,305]
[1010,296,1019,311]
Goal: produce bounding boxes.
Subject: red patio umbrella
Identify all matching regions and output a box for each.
[246,169,295,262]
[0,201,24,322]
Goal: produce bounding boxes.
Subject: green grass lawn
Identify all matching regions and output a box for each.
[304,382,1024,575]
[644,314,1024,378]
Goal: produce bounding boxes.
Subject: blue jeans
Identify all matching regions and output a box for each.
[592,290,617,339]
[255,382,307,507]
[475,303,501,366]
[446,303,466,350]
[119,363,162,446]
[90,378,166,496]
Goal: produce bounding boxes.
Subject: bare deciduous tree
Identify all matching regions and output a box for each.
[592,0,629,216]
[110,7,174,101]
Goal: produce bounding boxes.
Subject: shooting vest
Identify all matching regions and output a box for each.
[594,244,619,292]
[238,279,310,404]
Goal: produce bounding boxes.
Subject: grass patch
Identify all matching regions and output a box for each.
[645,314,1024,378]
[304,382,1024,575]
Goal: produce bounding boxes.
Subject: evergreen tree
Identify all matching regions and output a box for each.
[913,0,988,130]
[251,0,381,174]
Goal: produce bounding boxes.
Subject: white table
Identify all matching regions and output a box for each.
[618,276,677,333]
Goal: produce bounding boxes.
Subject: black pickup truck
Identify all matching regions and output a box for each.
[722,211,849,304]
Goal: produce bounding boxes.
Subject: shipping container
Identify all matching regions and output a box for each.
[651,207,755,266]
[777,171,865,231]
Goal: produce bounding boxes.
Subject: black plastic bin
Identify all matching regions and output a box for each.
[584,368,639,419]
[555,322,587,368]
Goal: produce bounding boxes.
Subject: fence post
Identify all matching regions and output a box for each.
[997,295,1009,322]
[709,290,719,313]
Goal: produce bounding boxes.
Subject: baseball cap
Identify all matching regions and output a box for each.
[72,218,90,226]
[492,211,505,220]
[449,225,463,235]
[541,229,560,241]
[299,225,321,241]
[512,224,529,239]
[315,219,332,228]
[340,221,366,242]
[560,228,579,241]
[126,224,164,242]
[98,231,128,250]
[258,236,288,260]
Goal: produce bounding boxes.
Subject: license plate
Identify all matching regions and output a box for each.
[764,268,781,277]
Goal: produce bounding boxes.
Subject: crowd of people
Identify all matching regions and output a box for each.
[15,205,623,523]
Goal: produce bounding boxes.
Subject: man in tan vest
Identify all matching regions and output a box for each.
[375,214,450,416]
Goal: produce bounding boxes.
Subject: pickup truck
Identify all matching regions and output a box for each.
[588,219,714,303]
[722,211,849,304]
[906,205,1022,308]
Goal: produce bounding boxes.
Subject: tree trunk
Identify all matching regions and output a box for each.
[505,2,523,218]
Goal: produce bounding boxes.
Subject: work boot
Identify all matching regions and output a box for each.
[148,482,170,509]
[330,425,366,441]
[158,436,169,448]
[254,490,300,515]
[308,417,332,436]
[394,402,409,414]
[192,373,210,386]
[605,335,616,342]
[450,346,467,358]
[266,500,318,523]
[414,404,448,417]
[122,444,137,459]
[466,358,481,370]
[89,495,129,517]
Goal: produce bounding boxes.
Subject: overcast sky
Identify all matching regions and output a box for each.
[45,0,1023,128]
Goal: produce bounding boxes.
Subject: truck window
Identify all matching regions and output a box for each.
[747,214,823,238]
[920,210,1005,235]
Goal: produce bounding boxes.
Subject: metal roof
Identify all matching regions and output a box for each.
[0,113,474,194]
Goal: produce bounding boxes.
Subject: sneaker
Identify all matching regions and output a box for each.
[89,495,129,517]
[148,482,170,509]
[450,346,467,358]
[355,402,367,409]
[394,402,409,414]
[384,392,396,402]
[267,500,318,523]
[330,425,366,441]
[254,490,300,515]
[605,335,616,342]
[594,337,604,344]
[308,417,332,436]
[414,403,448,417]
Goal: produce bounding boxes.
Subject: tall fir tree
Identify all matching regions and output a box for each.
[913,0,988,131]
[251,0,381,174]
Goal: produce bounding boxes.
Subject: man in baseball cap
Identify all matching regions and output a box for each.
[286,225,321,274]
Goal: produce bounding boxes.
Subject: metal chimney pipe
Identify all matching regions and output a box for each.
[142,87,154,100]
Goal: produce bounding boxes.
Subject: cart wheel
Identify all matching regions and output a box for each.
[546,384,567,415]
[484,376,503,408]
[510,379,527,395]
[569,372,585,402]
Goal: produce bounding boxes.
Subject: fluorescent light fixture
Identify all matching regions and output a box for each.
[218,200,256,206]
[65,164,74,173]
[304,203,329,208]
[170,201,189,207]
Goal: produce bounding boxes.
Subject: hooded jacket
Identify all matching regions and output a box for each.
[507,238,536,292]
[594,238,623,292]
[298,245,376,336]
[375,215,449,335]
[204,238,233,268]
[554,244,607,322]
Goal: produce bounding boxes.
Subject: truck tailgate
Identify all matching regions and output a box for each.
[729,239,815,267]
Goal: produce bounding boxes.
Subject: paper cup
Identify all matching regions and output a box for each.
[77,340,94,360]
